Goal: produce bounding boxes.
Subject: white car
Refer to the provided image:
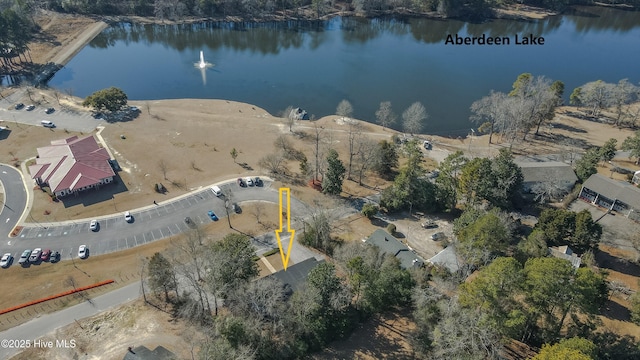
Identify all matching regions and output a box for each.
[78,245,88,259]
[89,219,98,231]
[124,211,133,223]
[0,253,12,268]
[245,177,254,186]
[29,248,42,262]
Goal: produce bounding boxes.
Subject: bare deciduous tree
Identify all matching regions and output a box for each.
[346,119,363,180]
[470,91,507,144]
[282,105,296,132]
[375,101,396,130]
[336,99,353,121]
[402,102,428,135]
[252,202,265,226]
[258,152,285,174]
[353,138,377,185]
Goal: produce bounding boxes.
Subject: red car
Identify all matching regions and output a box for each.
[40,249,51,261]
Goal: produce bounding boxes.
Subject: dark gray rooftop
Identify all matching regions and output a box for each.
[516,161,578,184]
[366,229,423,269]
[123,345,176,360]
[583,173,640,210]
[270,257,323,292]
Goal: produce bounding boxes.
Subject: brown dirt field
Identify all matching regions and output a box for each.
[10,299,202,360]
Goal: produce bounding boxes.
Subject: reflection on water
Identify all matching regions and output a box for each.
[50,6,640,135]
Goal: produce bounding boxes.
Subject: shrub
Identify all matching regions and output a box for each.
[386,223,396,234]
[361,203,379,219]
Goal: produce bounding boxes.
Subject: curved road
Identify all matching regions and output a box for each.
[0,165,28,243]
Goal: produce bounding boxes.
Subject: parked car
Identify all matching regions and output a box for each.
[40,249,51,261]
[254,177,262,186]
[237,178,246,187]
[14,103,24,110]
[124,211,133,223]
[26,104,35,111]
[0,253,12,268]
[421,221,438,229]
[45,107,55,114]
[50,251,60,263]
[184,216,194,226]
[78,245,88,259]
[245,177,254,186]
[29,248,42,262]
[89,219,98,231]
[431,232,446,241]
[423,140,432,150]
[208,210,218,221]
[18,250,31,265]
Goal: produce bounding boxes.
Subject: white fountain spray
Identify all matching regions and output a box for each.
[194,50,214,85]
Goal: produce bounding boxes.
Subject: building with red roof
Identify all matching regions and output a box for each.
[29,135,115,198]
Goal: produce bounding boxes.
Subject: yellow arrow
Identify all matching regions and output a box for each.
[275,188,295,271]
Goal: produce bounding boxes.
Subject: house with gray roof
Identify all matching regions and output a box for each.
[516,161,578,199]
[269,257,323,293]
[548,245,581,269]
[365,229,424,269]
[579,173,640,222]
[123,345,176,360]
[427,245,462,273]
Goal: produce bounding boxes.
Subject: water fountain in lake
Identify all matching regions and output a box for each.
[194,51,213,85]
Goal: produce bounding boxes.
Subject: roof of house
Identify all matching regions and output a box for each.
[270,257,323,292]
[366,229,424,269]
[29,135,114,193]
[515,161,578,184]
[427,245,461,273]
[122,345,176,360]
[582,173,640,210]
[548,247,581,269]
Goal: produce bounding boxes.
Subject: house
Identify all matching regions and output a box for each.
[123,345,176,360]
[427,245,461,273]
[548,245,581,269]
[365,229,424,269]
[270,257,323,293]
[515,161,578,196]
[579,173,640,222]
[29,135,115,198]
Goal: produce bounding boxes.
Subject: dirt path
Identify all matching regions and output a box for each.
[49,21,108,66]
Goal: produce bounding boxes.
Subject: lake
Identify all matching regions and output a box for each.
[49,6,640,136]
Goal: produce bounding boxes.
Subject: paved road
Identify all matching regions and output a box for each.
[0,90,103,133]
[0,165,28,247]
[0,281,140,359]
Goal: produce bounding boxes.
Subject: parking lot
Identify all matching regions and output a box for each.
[0,90,104,133]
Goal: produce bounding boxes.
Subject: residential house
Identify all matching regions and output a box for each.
[516,161,578,198]
[29,135,115,198]
[579,173,640,222]
[269,257,323,293]
[123,345,176,360]
[365,229,424,269]
[548,245,582,269]
[427,245,462,273]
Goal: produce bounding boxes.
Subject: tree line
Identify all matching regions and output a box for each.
[25,0,640,21]
[0,2,37,72]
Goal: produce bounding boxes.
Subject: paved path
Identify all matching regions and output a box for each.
[0,281,140,359]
